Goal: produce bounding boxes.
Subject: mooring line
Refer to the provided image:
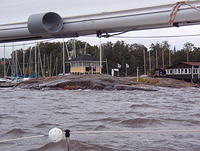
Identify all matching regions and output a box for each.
[1,129,200,144]
[71,129,200,134]
[0,135,46,143]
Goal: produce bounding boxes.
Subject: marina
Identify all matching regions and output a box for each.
[1,0,200,151]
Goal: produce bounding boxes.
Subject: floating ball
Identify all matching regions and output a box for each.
[48,127,63,143]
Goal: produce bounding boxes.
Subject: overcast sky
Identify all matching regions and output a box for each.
[1,0,200,58]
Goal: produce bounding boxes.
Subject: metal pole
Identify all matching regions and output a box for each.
[63,39,65,75]
[106,58,109,75]
[3,44,6,78]
[29,47,32,76]
[137,67,139,82]
[187,49,189,62]
[23,43,25,77]
[156,48,158,68]
[169,49,171,67]
[73,39,76,58]
[43,54,46,77]
[143,49,146,75]
[162,48,165,68]
[49,52,52,77]
[14,43,18,77]
[99,38,102,74]
[38,44,44,77]
[35,41,37,77]
[149,50,152,74]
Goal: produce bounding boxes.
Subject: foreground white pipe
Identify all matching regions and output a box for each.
[0,1,200,42]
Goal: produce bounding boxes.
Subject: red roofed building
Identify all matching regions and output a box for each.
[166,62,200,82]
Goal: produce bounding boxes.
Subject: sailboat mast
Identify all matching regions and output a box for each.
[3,44,6,78]
[35,41,37,78]
[63,39,65,75]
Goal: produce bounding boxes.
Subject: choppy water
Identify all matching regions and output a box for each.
[0,87,200,151]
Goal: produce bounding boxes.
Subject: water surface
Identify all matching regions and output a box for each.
[0,87,200,151]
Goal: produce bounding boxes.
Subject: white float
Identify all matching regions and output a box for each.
[48,127,63,143]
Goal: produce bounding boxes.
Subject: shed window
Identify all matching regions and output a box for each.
[185,69,187,74]
[181,69,184,74]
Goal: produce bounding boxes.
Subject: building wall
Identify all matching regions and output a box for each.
[70,66,101,73]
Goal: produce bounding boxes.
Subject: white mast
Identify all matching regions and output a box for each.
[63,39,65,75]
[35,41,37,77]
[99,38,102,74]
[3,44,6,78]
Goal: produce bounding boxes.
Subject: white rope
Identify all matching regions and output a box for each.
[71,129,200,134]
[0,135,46,143]
[1,129,200,144]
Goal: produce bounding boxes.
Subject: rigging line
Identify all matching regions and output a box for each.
[1,129,200,144]
[0,38,56,48]
[0,135,46,143]
[71,129,200,134]
[113,34,200,38]
[83,33,200,39]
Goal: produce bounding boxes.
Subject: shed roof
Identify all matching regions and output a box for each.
[68,54,99,62]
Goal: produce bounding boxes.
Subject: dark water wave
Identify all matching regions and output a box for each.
[120,118,161,127]
[130,104,154,108]
[5,128,27,135]
[28,140,113,151]
[1,88,200,151]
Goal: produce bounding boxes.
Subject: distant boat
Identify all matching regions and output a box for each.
[0,78,7,83]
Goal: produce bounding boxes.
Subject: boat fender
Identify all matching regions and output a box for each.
[48,127,63,143]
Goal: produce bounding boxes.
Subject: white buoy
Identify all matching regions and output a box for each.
[48,127,63,143]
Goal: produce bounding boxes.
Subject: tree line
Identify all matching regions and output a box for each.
[0,39,200,77]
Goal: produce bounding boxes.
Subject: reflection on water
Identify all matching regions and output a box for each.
[0,87,200,151]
